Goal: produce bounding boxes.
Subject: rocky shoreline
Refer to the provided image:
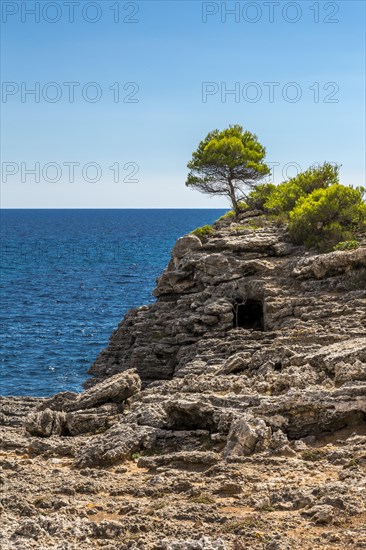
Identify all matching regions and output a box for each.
[1,211,366,549]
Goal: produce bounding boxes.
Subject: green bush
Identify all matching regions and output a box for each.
[218,202,248,222]
[191,224,213,238]
[289,184,366,251]
[237,200,249,211]
[333,240,359,251]
[265,162,340,214]
[218,210,235,221]
[246,183,276,210]
[213,160,365,251]
[234,224,260,232]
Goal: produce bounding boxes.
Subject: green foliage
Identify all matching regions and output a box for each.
[186,125,270,214]
[237,200,249,211]
[234,224,261,231]
[247,183,276,210]
[218,210,236,220]
[191,493,216,505]
[265,162,340,214]
[191,224,213,239]
[289,184,366,251]
[219,202,249,221]
[301,449,325,461]
[131,452,142,460]
[333,240,359,251]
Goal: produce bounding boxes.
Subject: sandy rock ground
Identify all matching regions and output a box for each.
[1,396,366,550]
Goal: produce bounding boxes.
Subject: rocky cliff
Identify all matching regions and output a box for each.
[87,210,366,390]
[1,210,366,549]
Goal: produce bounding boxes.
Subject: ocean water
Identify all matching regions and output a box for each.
[0,209,226,396]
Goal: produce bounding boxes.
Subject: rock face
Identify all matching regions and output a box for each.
[2,212,366,549]
[79,213,365,458]
[21,213,366,464]
[87,214,366,387]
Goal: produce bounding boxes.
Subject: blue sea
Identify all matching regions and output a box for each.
[0,209,226,396]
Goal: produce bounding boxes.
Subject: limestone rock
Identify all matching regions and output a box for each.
[39,369,141,412]
[222,416,272,458]
[65,405,118,436]
[25,408,66,437]
[171,234,202,259]
[4,215,366,548]
[163,538,226,550]
[75,422,157,468]
[138,451,218,470]
[334,359,366,384]
[217,352,251,374]
[293,247,366,279]
[302,504,335,524]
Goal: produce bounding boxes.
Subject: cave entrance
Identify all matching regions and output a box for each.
[233,298,264,331]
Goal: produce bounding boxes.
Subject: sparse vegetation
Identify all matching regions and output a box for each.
[191,224,213,239]
[242,162,365,251]
[333,240,360,251]
[234,223,261,232]
[191,493,216,504]
[218,210,236,221]
[301,448,325,461]
[131,452,142,460]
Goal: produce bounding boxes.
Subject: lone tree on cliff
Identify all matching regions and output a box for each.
[186,125,270,215]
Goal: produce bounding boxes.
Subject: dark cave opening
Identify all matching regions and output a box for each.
[233,298,264,331]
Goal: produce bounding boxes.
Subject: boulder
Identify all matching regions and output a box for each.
[293,247,366,279]
[25,409,66,437]
[222,416,272,458]
[38,369,141,412]
[74,422,157,468]
[171,234,202,259]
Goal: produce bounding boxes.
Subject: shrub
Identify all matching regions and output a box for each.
[265,162,340,214]
[289,184,366,251]
[302,449,325,461]
[191,493,216,505]
[219,202,248,221]
[191,224,213,238]
[234,224,260,232]
[237,200,249,211]
[218,210,235,221]
[333,240,359,251]
[247,183,276,210]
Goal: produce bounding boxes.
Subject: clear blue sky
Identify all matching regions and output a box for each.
[1,0,365,208]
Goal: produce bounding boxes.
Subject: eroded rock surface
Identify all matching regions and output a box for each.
[1,213,366,549]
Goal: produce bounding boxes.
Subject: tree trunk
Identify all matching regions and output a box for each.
[228,177,239,216]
